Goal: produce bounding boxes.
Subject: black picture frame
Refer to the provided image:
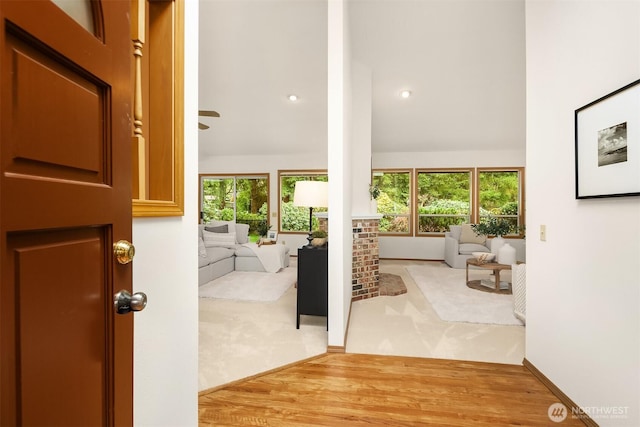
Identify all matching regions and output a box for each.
[575,79,640,199]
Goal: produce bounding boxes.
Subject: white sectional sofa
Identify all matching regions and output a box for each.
[198,221,290,285]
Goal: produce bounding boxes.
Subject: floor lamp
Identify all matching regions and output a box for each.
[293,181,328,247]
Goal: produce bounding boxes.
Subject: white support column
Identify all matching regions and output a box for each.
[351,61,373,216]
[327,0,352,348]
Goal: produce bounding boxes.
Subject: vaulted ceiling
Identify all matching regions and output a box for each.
[198,0,525,158]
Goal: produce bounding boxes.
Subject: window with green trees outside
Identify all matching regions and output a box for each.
[200,174,269,240]
[416,169,472,234]
[372,170,412,234]
[279,172,328,232]
[477,168,523,235]
[416,168,524,235]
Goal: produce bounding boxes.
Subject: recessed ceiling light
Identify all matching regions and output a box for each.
[400,90,412,99]
[288,94,298,102]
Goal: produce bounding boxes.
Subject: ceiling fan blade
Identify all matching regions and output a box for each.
[198,110,220,118]
[198,122,210,130]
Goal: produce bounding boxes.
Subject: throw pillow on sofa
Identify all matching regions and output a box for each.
[459,223,486,244]
[207,220,250,244]
[205,224,228,233]
[234,223,250,244]
[202,230,236,248]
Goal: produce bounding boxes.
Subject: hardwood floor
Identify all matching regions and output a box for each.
[199,353,586,426]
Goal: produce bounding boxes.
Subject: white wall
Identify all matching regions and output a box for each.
[327,0,352,347]
[372,149,524,169]
[132,0,199,424]
[351,60,373,216]
[526,2,640,425]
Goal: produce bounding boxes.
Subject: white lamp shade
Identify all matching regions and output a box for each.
[293,181,328,208]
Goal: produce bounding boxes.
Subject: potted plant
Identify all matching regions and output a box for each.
[310,230,328,247]
[471,216,514,258]
[369,184,380,213]
[369,184,380,200]
[471,216,514,237]
[257,220,271,241]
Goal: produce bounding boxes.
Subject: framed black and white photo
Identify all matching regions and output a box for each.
[267,230,278,241]
[575,79,640,198]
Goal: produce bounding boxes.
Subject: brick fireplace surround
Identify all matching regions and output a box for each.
[317,216,381,302]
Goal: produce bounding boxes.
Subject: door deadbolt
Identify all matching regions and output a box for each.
[114,290,147,314]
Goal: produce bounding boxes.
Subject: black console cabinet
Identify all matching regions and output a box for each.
[296,246,328,329]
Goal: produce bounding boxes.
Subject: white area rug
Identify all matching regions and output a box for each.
[199,267,296,302]
[406,264,523,326]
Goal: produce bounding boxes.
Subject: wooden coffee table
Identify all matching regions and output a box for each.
[466,258,519,294]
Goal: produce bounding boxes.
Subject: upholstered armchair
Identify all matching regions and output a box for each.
[444,224,492,269]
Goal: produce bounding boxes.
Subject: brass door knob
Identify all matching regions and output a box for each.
[113,240,135,264]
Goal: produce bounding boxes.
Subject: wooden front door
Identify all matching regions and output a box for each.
[0,1,133,425]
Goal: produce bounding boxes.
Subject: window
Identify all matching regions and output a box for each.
[372,170,412,234]
[416,169,473,234]
[200,174,269,241]
[476,168,524,236]
[415,168,525,236]
[279,171,328,233]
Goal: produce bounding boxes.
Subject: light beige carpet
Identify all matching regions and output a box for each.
[199,266,296,302]
[346,260,525,364]
[199,285,327,390]
[199,259,525,392]
[406,264,523,326]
